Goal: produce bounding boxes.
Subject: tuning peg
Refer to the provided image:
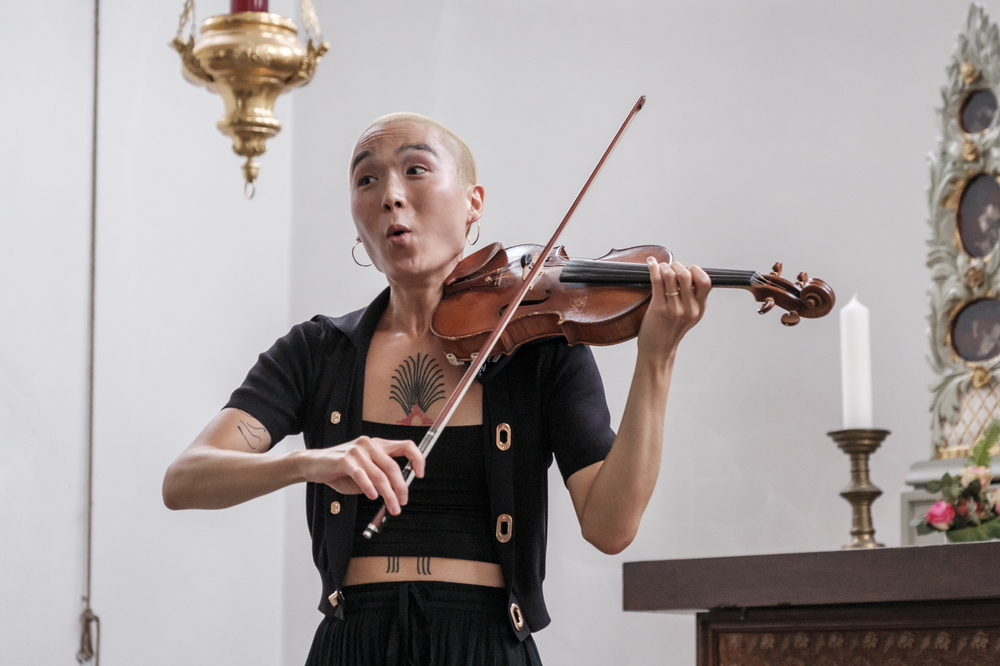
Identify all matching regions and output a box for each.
[758,298,775,315]
[781,311,801,326]
[796,271,809,286]
[770,261,783,277]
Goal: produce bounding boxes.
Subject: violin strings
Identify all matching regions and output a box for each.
[560,259,763,288]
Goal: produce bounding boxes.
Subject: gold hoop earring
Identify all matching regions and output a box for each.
[466,219,481,246]
[352,237,373,267]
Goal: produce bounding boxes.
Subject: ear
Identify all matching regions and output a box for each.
[467,184,485,222]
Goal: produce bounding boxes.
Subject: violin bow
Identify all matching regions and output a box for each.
[363,95,646,538]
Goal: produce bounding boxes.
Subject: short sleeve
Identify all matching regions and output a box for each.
[543,344,616,484]
[224,320,325,448]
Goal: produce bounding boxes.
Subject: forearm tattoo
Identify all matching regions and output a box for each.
[417,556,432,575]
[389,353,445,426]
[386,556,400,574]
[237,419,266,450]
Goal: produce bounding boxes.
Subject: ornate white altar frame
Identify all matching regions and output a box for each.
[928,4,1000,460]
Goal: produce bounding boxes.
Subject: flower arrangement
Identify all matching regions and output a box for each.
[912,420,1000,542]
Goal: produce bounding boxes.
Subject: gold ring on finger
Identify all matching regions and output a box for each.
[664,291,680,297]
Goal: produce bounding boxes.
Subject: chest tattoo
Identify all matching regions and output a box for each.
[389,353,445,425]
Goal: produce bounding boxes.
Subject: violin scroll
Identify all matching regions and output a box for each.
[750,264,835,326]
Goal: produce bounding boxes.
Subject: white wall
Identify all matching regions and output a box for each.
[4,2,999,666]
[2,0,297,664]
[0,2,95,662]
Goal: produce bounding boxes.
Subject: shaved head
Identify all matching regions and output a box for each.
[352,113,478,187]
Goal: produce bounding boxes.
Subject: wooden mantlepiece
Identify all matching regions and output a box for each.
[624,543,1000,665]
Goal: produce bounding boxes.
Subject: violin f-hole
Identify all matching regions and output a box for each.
[499,291,552,317]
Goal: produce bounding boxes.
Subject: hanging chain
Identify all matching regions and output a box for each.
[79,0,102,664]
[175,0,197,40]
[77,609,101,665]
[300,0,323,43]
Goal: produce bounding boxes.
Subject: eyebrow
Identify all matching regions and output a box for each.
[350,150,371,176]
[350,143,441,177]
[396,142,440,159]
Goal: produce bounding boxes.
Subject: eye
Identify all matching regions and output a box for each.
[406,165,427,175]
[357,174,375,186]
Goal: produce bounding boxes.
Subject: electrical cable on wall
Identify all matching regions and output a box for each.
[78,0,101,663]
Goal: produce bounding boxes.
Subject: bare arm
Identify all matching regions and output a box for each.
[566,260,711,554]
[162,407,424,512]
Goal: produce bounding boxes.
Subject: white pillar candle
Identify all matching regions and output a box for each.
[840,294,873,429]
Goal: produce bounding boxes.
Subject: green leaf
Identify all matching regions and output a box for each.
[916,523,937,536]
[968,479,982,494]
[946,516,1000,542]
[926,480,943,493]
[970,419,1000,467]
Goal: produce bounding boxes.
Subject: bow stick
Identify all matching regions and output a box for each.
[363,95,647,538]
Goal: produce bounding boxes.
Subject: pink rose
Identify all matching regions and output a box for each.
[960,465,993,489]
[926,500,955,530]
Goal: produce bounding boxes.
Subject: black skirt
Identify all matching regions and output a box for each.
[305,582,544,666]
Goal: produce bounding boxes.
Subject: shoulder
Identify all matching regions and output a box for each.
[280,297,373,350]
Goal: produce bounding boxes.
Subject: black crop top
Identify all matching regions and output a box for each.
[351,421,500,564]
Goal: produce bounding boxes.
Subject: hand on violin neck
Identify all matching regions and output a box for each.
[638,258,711,364]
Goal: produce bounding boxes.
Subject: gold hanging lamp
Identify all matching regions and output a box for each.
[171,0,329,198]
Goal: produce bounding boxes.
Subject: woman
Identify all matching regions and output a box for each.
[162,112,711,665]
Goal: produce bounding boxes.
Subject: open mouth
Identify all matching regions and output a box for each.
[386,224,410,239]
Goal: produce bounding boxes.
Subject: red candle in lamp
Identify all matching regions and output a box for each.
[231,0,268,12]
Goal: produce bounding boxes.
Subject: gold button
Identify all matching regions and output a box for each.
[330,411,341,424]
[496,423,511,451]
[509,602,524,630]
[496,514,512,543]
[328,591,343,607]
[330,501,340,514]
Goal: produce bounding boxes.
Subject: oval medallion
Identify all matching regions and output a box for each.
[960,89,998,134]
[958,173,1000,257]
[952,299,1000,362]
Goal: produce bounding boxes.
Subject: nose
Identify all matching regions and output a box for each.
[382,173,405,212]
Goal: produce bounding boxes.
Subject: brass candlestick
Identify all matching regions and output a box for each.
[827,429,890,549]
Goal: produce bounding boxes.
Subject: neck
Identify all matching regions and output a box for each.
[382,262,462,336]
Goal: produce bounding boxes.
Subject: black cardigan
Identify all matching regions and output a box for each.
[226,288,615,639]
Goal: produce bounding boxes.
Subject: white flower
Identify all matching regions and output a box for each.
[988,486,1000,511]
[960,465,993,489]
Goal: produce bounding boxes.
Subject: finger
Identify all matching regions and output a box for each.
[355,460,402,514]
[689,265,712,299]
[380,438,425,479]
[646,257,664,304]
[365,439,411,509]
[659,262,679,303]
[343,458,380,502]
[368,438,416,497]
[672,262,693,295]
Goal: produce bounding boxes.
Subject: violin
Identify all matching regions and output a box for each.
[432,242,836,364]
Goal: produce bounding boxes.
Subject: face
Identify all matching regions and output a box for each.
[350,121,484,287]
